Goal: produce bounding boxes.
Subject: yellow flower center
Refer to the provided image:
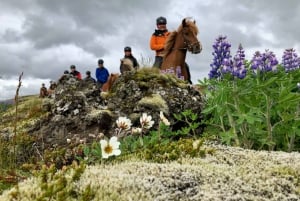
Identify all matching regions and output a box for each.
[104,144,113,154]
[120,122,128,130]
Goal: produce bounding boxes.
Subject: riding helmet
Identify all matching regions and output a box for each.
[124,46,131,52]
[156,16,167,25]
[98,59,104,64]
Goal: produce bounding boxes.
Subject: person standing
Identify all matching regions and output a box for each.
[95,59,109,90]
[39,83,48,98]
[47,80,57,96]
[70,65,82,79]
[150,16,170,68]
[83,70,96,83]
[123,46,139,69]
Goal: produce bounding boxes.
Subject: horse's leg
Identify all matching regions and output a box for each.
[185,62,193,84]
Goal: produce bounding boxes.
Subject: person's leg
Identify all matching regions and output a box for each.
[153,56,163,68]
[96,81,103,91]
[185,62,193,84]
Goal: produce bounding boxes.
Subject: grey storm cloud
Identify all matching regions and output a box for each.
[0,0,173,79]
[0,0,300,100]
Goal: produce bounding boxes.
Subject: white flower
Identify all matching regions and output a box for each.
[140,113,154,129]
[297,82,300,88]
[116,117,132,130]
[131,127,142,135]
[66,138,71,143]
[160,111,170,126]
[193,140,201,150]
[100,136,121,159]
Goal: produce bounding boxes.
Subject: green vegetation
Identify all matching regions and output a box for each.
[0,93,45,194]
[1,65,300,199]
[0,93,208,194]
[201,65,300,151]
[0,103,11,114]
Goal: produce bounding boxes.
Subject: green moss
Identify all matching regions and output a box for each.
[79,184,95,201]
[270,165,300,194]
[117,67,187,89]
[0,95,46,132]
[72,164,86,181]
[141,138,211,163]
[0,182,14,195]
[85,109,113,122]
[28,163,88,201]
[137,94,168,114]
[270,166,300,185]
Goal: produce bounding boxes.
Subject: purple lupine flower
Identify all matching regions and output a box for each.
[282,48,299,72]
[231,44,247,79]
[251,49,278,73]
[250,51,262,71]
[221,58,233,75]
[209,35,232,79]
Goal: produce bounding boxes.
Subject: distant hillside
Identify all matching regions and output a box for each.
[0,99,14,105]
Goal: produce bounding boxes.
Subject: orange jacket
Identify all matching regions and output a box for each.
[150,30,170,56]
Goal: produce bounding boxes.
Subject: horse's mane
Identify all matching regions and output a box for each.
[164,31,177,57]
[163,19,199,57]
[177,19,198,34]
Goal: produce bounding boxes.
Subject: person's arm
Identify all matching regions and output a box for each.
[95,69,99,81]
[105,69,110,83]
[133,57,139,68]
[77,72,82,80]
[120,59,124,74]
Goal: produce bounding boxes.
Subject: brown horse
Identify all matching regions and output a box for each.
[161,18,202,82]
[101,59,135,92]
[101,73,119,92]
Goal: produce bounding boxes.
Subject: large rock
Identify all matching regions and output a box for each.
[107,68,204,129]
[31,68,205,147]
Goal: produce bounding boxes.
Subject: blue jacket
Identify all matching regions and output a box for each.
[95,67,109,84]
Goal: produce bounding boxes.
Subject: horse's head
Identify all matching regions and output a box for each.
[161,18,202,82]
[120,58,134,74]
[181,18,202,54]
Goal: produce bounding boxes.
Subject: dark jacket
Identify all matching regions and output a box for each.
[83,76,96,83]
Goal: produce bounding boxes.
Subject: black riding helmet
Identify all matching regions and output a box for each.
[124,46,131,52]
[98,59,104,64]
[156,16,167,25]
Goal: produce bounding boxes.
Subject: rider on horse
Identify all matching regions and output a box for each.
[150,17,193,84]
[120,46,139,74]
[150,16,170,68]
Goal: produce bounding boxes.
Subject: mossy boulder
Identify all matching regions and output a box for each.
[21,68,204,148]
[107,68,204,129]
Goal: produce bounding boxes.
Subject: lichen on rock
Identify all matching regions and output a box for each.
[26,68,205,148]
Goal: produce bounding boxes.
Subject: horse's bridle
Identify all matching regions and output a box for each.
[181,29,202,53]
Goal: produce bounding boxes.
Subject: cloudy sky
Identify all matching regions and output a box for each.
[1,0,300,100]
